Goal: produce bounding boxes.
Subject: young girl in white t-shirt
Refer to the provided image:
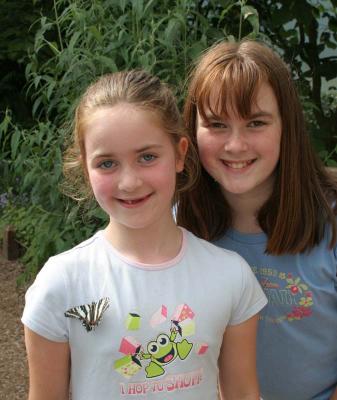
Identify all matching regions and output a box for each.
[22,69,267,400]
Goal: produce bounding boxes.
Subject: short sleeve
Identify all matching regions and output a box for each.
[21,259,69,342]
[229,257,267,325]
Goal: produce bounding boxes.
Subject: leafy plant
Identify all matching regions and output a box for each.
[0,0,55,125]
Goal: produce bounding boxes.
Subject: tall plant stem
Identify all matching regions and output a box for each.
[54,0,64,52]
[238,0,245,40]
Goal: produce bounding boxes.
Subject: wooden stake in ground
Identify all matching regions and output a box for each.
[2,225,19,261]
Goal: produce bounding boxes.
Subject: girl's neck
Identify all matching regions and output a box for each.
[222,175,275,234]
[224,191,268,234]
[231,211,262,234]
[104,217,183,265]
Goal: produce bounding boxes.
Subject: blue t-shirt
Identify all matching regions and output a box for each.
[215,228,337,400]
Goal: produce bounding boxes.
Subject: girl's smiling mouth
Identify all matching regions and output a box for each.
[221,159,256,170]
[117,193,153,206]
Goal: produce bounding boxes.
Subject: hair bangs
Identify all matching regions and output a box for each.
[196,57,266,122]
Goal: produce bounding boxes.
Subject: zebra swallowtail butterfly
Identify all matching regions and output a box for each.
[64,297,110,332]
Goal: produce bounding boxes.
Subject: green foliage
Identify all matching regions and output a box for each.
[0,111,63,203]
[0,0,45,62]
[26,0,259,121]
[0,0,55,124]
[1,0,258,280]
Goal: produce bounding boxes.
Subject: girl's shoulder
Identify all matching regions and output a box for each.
[34,231,106,284]
[48,231,103,265]
[183,228,254,273]
[184,228,241,255]
[27,231,108,307]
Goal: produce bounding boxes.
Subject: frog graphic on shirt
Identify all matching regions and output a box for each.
[114,304,199,380]
[139,327,193,378]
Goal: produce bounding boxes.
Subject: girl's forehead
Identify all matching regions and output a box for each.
[82,104,162,132]
[91,103,142,118]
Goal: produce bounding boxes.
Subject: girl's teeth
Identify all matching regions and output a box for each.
[226,161,251,169]
[121,194,151,204]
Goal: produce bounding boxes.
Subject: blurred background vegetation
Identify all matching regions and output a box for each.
[0,0,336,280]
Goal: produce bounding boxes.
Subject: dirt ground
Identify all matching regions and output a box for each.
[0,253,29,399]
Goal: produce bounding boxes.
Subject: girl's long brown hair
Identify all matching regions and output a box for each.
[177,40,337,254]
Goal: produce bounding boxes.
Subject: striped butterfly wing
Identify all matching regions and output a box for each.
[64,297,110,332]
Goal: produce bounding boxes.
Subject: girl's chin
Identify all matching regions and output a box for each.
[219,179,255,196]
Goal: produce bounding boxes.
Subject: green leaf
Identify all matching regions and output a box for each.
[132,0,144,18]
[32,97,42,117]
[68,31,82,53]
[95,55,118,72]
[47,41,60,55]
[143,0,157,15]
[33,75,42,89]
[10,129,21,159]
[242,5,259,35]
[0,109,12,141]
[119,0,128,13]
[46,80,57,101]
[165,18,182,42]
[88,26,103,42]
[187,42,206,60]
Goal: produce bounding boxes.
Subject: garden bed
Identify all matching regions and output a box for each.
[0,254,28,399]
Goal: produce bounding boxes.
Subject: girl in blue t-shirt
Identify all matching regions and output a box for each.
[177,40,337,400]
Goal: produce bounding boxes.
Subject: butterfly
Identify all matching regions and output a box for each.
[64,297,110,332]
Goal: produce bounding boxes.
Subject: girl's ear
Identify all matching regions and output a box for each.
[176,137,189,173]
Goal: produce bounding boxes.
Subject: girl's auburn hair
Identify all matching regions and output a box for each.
[176,39,337,254]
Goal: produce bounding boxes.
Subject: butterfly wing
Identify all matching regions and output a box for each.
[64,297,110,332]
[87,297,110,330]
[64,304,93,332]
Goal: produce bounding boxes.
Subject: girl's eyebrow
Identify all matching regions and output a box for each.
[91,153,112,160]
[249,111,274,118]
[136,144,163,153]
[91,144,163,160]
[200,110,275,120]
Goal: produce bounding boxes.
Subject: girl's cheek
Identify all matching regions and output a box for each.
[198,138,219,160]
[89,171,113,191]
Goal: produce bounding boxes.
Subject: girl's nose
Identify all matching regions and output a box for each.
[223,129,248,153]
[117,168,142,192]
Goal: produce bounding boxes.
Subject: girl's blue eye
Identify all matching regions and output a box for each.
[141,154,156,163]
[99,160,115,169]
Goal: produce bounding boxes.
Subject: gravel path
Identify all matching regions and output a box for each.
[0,254,29,399]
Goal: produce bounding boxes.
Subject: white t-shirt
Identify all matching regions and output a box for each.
[22,228,267,399]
